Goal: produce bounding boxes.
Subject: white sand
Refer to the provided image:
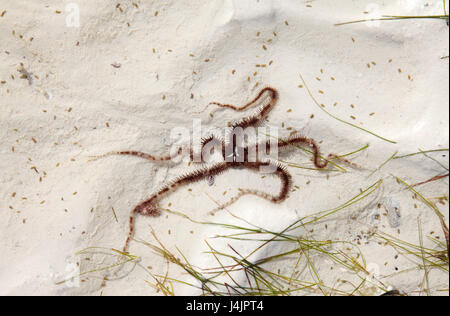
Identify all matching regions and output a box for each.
[0,0,448,296]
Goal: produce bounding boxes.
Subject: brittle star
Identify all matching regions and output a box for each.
[93,87,337,253]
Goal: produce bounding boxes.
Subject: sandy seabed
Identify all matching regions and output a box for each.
[0,0,448,296]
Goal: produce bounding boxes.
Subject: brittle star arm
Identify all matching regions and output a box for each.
[230,87,278,129]
[123,162,231,252]
[190,135,226,163]
[194,87,279,126]
[210,87,277,111]
[213,87,279,154]
[246,134,329,169]
[276,134,362,170]
[89,148,183,162]
[209,160,292,214]
[276,134,329,169]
